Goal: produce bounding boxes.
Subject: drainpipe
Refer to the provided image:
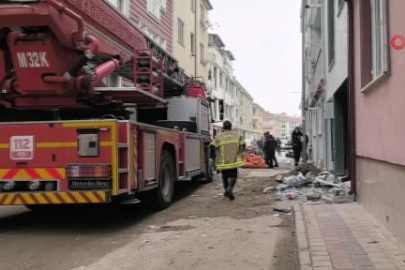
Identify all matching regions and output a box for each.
[301,0,307,163]
[345,0,356,196]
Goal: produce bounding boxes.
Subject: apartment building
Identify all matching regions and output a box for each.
[300,0,405,244]
[300,0,327,169]
[252,103,265,140]
[263,112,301,141]
[236,82,254,139]
[104,0,173,87]
[173,0,213,82]
[207,34,253,139]
[350,0,405,242]
[300,0,349,171]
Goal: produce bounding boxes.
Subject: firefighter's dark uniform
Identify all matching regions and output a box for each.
[209,130,245,200]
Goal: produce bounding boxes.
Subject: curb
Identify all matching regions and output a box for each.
[294,204,313,270]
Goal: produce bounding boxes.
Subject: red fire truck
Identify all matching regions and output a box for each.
[0,0,216,210]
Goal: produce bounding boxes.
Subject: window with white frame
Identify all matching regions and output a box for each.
[219,72,223,87]
[209,35,214,46]
[200,43,205,63]
[107,0,128,16]
[177,18,184,44]
[213,66,217,88]
[147,0,161,20]
[139,22,167,50]
[370,0,389,79]
[190,32,195,55]
[200,4,205,24]
[191,0,196,13]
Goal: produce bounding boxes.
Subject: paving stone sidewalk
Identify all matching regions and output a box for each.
[295,203,405,270]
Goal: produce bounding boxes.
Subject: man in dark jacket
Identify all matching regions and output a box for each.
[264,133,278,168]
[291,127,303,166]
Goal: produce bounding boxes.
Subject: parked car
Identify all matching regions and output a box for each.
[282,142,292,150]
[286,149,294,158]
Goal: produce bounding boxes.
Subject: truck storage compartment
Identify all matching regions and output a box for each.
[166,96,210,135]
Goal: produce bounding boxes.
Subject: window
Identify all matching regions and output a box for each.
[370,0,389,79]
[177,18,184,44]
[190,33,195,55]
[200,4,205,24]
[327,0,335,66]
[191,0,196,13]
[209,35,214,46]
[138,22,167,50]
[160,0,166,11]
[200,43,205,63]
[107,0,128,16]
[213,66,217,87]
[219,72,223,87]
[147,0,161,20]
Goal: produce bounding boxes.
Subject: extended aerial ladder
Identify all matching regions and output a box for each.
[0,0,191,116]
[0,0,215,210]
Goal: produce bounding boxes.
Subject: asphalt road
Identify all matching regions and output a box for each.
[0,154,296,270]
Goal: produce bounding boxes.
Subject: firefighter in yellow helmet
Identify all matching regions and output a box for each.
[209,120,245,200]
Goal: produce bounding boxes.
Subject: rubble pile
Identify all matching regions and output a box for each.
[264,168,354,204]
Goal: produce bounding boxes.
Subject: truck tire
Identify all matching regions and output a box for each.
[153,150,175,210]
[157,150,175,209]
[204,158,215,183]
[139,150,175,210]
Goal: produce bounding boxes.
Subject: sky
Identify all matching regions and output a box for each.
[209,0,302,116]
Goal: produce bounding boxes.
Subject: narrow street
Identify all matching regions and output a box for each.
[0,156,298,270]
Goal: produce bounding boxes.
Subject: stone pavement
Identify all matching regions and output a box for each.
[295,203,405,270]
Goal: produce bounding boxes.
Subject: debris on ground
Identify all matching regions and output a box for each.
[284,163,321,177]
[275,189,298,200]
[272,206,292,213]
[242,154,268,168]
[263,186,275,194]
[275,174,284,183]
[268,164,354,204]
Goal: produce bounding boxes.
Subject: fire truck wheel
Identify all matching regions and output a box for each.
[205,158,215,182]
[155,150,175,210]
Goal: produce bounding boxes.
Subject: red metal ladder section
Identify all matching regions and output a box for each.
[134,49,164,99]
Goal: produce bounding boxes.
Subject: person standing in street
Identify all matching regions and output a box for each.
[291,127,303,166]
[264,133,278,168]
[275,137,282,155]
[209,121,245,200]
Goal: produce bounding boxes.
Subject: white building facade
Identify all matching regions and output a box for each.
[301,0,348,173]
[207,34,254,139]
